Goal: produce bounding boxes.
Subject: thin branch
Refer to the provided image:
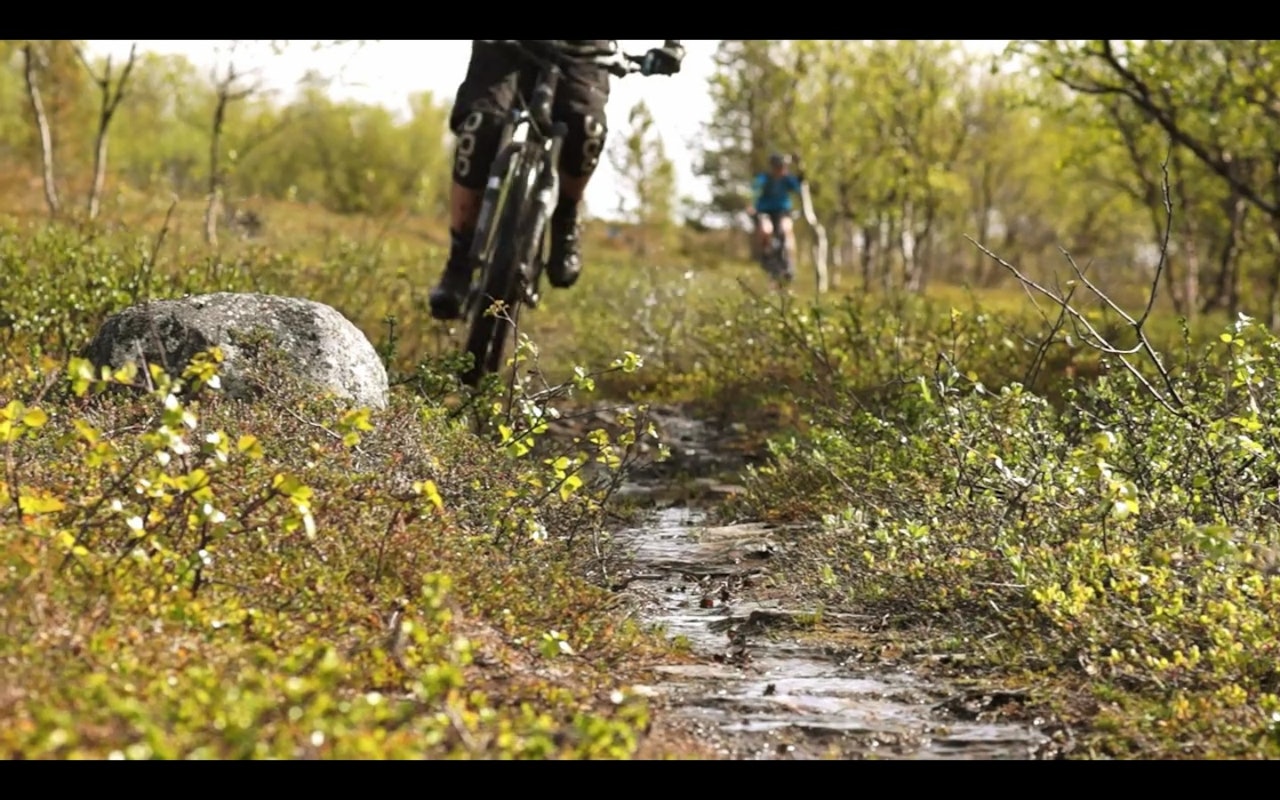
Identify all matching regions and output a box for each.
[1022,278,1081,389]
[1138,148,1176,328]
[966,237,1184,418]
[71,45,98,78]
[77,43,139,220]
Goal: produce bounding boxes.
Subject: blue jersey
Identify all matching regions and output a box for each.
[753,172,802,214]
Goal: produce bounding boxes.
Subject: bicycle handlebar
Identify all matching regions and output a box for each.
[480,39,649,78]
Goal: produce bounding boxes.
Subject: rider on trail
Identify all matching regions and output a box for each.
[427,39,687,322]
[748,152,805,267]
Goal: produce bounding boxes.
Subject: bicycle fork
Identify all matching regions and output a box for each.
[521,121,568,309]
[462,135,520,318]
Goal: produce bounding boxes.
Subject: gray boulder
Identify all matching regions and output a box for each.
[83,292,388,410]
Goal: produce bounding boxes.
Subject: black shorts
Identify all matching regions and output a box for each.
[449,40,612,135]
[756,210,794,227]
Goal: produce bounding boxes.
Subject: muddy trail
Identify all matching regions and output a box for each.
[555,405,1058,760]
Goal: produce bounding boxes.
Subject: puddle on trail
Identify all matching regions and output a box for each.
[613,506,1052,760]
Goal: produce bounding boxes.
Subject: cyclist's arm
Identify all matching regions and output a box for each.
[750,173,766,210]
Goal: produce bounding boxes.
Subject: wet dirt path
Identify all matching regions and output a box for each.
[566,405,1053,759]
[613,506,1051,759]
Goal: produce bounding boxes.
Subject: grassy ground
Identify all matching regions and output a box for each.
[0,190,715,759]
[4,183,1280,759]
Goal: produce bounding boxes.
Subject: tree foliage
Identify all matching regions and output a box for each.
[0,41,453,222]
[692,39,1280,317]
[608,99,677,255]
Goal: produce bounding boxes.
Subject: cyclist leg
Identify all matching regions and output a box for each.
[779,212,797,262]
[429,41,526,320]
[757,207,776,252]
[750,212,764,258]
[546,41,612,289]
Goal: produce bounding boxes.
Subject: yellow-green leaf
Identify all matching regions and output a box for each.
[19,493,66,515]
[272,473,309,499]
[415,480,444,511]
[559,474,583,502]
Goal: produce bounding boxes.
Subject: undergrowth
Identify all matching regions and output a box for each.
[0,215,686,759]
[699,250,1280,757]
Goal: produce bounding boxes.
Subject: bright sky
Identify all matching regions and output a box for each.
[86,40,1009,220]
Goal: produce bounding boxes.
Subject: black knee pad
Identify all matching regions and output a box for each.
[451,105,508,191]
[559,112,608,179]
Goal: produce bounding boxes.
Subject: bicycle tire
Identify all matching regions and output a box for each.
[488,144,558,374]
[461,141,543,388]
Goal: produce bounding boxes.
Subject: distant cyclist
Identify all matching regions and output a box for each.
[748,152,805,267]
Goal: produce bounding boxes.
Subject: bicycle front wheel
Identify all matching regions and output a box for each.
[461,141,543,388]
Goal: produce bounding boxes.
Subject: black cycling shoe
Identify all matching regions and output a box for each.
[427,230,475,321]
[545,202,583,289]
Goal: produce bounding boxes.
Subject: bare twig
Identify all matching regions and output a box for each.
[131,195,179,304]
[1139,151,1176,328]
[969,141,1189,415]
[967,238,1183,418]
[1022,274,1081,389]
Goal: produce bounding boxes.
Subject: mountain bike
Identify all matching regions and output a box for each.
[457,40,654,388]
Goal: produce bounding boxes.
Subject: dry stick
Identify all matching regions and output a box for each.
[964,146,1186,412]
